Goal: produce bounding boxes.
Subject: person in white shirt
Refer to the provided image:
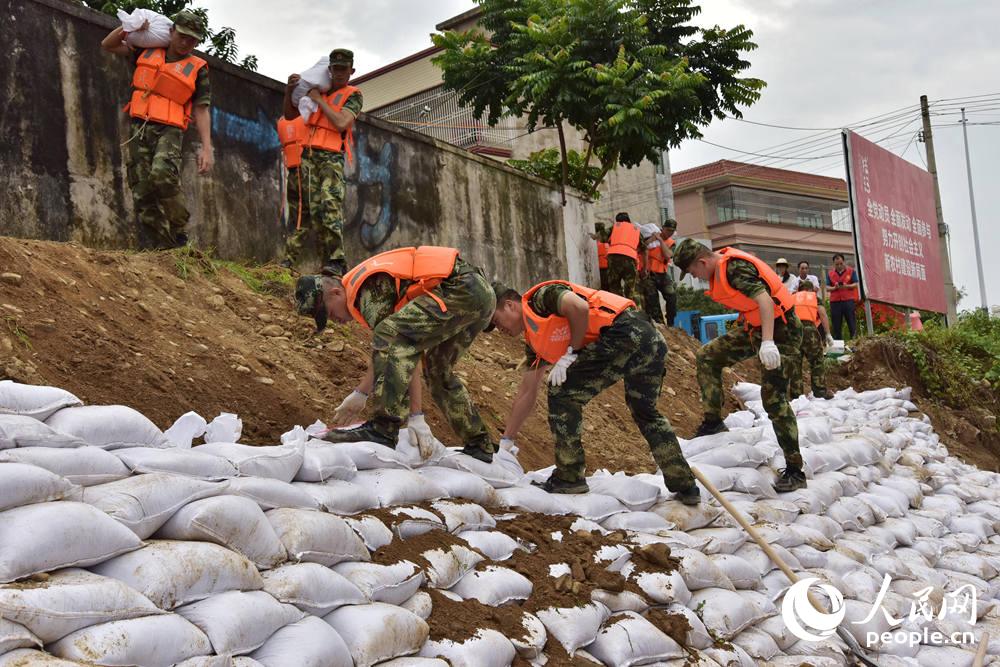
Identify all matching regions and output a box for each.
[775,258,799,292]
[796,260,821,291]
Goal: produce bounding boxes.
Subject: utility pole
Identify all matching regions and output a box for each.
[960,108,988,311]
[919,94,959,325]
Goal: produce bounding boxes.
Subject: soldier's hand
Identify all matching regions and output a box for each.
[548,348,577,387]
[140,19,150,31]
[825,334,835,349]
[407,413,435,460]
[333,390,367,426]
[197,145,214,174]
[758,340,781,370]
[307,87,323,102]
[287,74,301,89]
[499,436,516,451]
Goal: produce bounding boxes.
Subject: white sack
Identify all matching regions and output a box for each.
[731,627,781,660]
[456,530,521,561]
[331,561,424,605]
[292,480,378,514]
[419,628,516,667]
[0,462,78,511]
[586,471,661,511]
[177,590,304,656]
[163,411,207,449]
[352,469,448,506]
[49,614,212,667]
[709,554,763,590]
[0,445,129,486]
[619,562,692,606]
[495,485,568,515]
[0,415,84,449]
[535,601,610,655]
[558,493,627,522]
[204,413,242,443]
[419,544,484,589]
[431,500,495,533]
[334,441,412,470]
[587,611,686,666]
[324,602,429,667]
[117,8,172,48]
[114,446,237,480]
[673,548,735,591]
[0,619,40,655]
[266,508,370,566]
[436,451,522,488]
[400,591,433,620]
[648,500,721,531]
[195,443,302,483]
[249,615,352,667]
[294,440,357,482]
[601,511,675,534]
[449,565,533,605]
[0,381,82,420]
[417,466,499,505]
[0,650,87,666]
[226,477,321,510]
[378,506,446,538]
[344,515,394,550]
[687,588,765,640]
[45,405,167,449]
[292,57,332,120]
[261,563,365,616]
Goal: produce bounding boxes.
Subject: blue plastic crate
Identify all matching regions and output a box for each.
[699,313,739,344]
[674,310,700,337]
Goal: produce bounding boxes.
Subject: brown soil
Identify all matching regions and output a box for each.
[370,526,468,571]
[424,589,532,643]
[644,608,693,647]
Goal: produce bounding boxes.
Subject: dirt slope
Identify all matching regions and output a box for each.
[1,236,994,473]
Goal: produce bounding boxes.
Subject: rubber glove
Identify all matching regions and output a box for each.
[547,348,578,387]
[758,340,781,370]
[825,334,835,349]
[407,413,435,460]
[499,436,516,452]
[333,390,367,425]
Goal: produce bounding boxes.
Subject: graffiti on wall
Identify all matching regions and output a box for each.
[349,131,396,250]
[211,107,280,152]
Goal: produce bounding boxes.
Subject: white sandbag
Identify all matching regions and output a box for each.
[163,411,207,449]
[724,410,757,430]
[294,440,357,482]
[0,381,82,420]
[400,591,433,620]
[324,602,429,667]
[657,603,713,650]
[702,644,757,667]
[378,506,446,538]
[733,382,761,404]
[352,469,448,507]
[195,443,303,483]
[431,500,495,533]
[49,614,212,667]
[436,451,522,488]
[0,445,129,486]
[331,561,424,605]
[204,412,242,443]
[601,511,675,534]
[117,8,172,48]
[733,543,802,575]
[690,444,768,470]
[0,415,84,449]
[535,601,610,655]
[731,627,781,660]
[335,441,412,470]
[948,515,996,541]
[495,485,568,515]
[45,405,166,449]
[937,552,998,580]
[92,540,263,610]
[177,590,303,656]
[709,554,763,590]
[0,462,78,511]
[0,619,40,655]
[648,500,721,531]
[456,530,521,560]
[672,549,734,591]
[755,614,800,651]
[559,492,627,522]
[586,471,661,511]
[226,477,321,510]
[619,562,692,606]
[293,479,379,514]
[0,569,160,644]
[687,588,764,640]
[793,513,845,541]
[587,611,686,665]
[232,659,267,667]
[419,628,516,667]
[512,612,547,659]
[266,508,370,566]
[688,463,737,492]
[687,526,747,554]
[591,588,649,613]
[915,646,980,667]
[83,473,227,539]
[0,650,87,666]
[114,446,238,480]
[0,501,142,583]
[261,563,365,616]
[417,466,498,505]
[449,565,533,605]
[419,544,485,589]
[341,515,391,550]
[155,495,287,569]
[292,56,332,120]
[377,660,448,667]
[249,615,352,667]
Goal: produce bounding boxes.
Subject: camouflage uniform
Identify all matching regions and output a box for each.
[285,166,302,233]
[694,259,804,469]
[285,90,363,266]
[789,321,828,398]
[607,255,640,304]
[525,285,696,493]
[359,259,495,450]
[640,257,677,326]
[126,55,210,250]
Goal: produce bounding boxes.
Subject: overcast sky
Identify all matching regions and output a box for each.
[200,0,999,312]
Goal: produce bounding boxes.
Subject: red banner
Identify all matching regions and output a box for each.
[845,130,947,313]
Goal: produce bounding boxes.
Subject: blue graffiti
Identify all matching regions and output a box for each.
[211,108,280,151]
[352,132,396,250]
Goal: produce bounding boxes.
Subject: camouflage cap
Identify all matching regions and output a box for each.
[295,275,328,332]
[172,10,207,41]
[662,218,677,230]
[329,49,354,66]
[672,238,711,279]
[483,280,513,332]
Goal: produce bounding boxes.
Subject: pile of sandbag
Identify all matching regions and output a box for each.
[1,379,1000,666]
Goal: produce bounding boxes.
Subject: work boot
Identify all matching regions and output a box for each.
[674,485,702,506]
[321,259,347,278]
[173,232,189,248]
[460,443,494,463]
[693,418,728,438]
[774,467,807,493]
[279,258,293,270]
[813,389,834,400]
[531,476,590,495]
[323,421,395,448]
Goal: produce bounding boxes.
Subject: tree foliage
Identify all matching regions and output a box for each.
[507,148,604,198]
[432,0,764,202]
[82,0,259,71]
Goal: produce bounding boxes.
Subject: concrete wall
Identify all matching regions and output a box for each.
[0,0,595,290]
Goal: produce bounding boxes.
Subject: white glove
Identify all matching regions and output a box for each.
[333,390,367,425]
[758,340,781,370]
[499,436,516,452]
[407,413,435,460]
[547,348,578,387]
[825,334,835,348]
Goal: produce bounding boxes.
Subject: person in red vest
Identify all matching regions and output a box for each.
[293,247,496,462]
[101,11,213,250]
[826,253,860,340]
[277,116,307,265]
[589,222,610,291]
[672,239,807,493]
[283,49,363,277]
[606,212,642,302]
[789,281,835,400]
[487,279,700,504]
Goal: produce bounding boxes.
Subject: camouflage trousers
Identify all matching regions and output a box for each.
[286,148,345,265]
[285,167,302,233]
[370,268,496,450]
[696,314,804,469]
[598,267,609,292]
[640,271,678,326]
[126,120,188,250]
[548,310,696,492]
[606,254,640,305]
[789,322,828,398]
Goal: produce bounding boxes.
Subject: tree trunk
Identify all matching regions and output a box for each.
[556,122,569,206]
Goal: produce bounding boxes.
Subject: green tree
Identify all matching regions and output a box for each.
[82,0,259,71]
[507,148,603,198]
[432,0,764,202]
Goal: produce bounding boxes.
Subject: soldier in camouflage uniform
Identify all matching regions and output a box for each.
[641,219,678,327]
[674,238,807,493]
[294,249,496,462]
[589,222,610,291]
[101,11,214,250]
[489,280,701,504]
[788,280,835,400]
[282,49,363,276]
[606,212,642,304]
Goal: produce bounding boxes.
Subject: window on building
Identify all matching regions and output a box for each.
[766,213,780,224]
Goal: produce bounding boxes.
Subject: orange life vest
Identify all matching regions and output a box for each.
[277,116,307,169]
[828,267,860,302]
[706,248,796,328]
[647,243,667,273]
[608,221,640,260]
[597,241,609,270]
[342,246,459,329]
[522,280,634,364]
[304,85,360,161]
[128,48,206,130]
[793,290,820,325]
